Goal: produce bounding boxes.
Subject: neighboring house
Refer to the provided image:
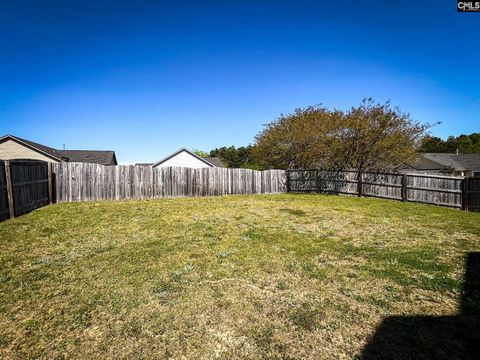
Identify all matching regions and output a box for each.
[404,153,480,177]
[0,134,118,165]
[150,148,224,168]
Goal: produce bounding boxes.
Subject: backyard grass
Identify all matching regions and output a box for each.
[0,194,479,359]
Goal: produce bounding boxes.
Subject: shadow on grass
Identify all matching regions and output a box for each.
[279,208,306,217]
[361,252,480,360]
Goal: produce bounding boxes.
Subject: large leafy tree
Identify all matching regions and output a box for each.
[252,105,342,169]
[254,99,430,171]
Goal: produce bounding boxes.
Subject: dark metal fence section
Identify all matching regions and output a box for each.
[0,160,9,221]
[0,160,52,221]
[464,177,480,212]
[287,170,466,209]
[10,160,50,217]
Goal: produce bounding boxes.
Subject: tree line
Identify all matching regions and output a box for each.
[194,99,477,171]
[419,133,480,153]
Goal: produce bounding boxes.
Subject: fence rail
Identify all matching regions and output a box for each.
[52,163,286,202]
[287,170,470,209]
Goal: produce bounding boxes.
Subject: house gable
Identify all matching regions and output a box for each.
[0,137,61,162]
[0,135,118,165]
[152,148,216,168]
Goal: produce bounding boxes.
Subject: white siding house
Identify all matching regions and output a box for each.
[152,148,220,168]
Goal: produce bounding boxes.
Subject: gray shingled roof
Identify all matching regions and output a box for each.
[60,150,117,166]
[422,153,480,171]
[1,135,117,165]
[11,135,63,160]
[204,157,225,167]
[135,163,153,166]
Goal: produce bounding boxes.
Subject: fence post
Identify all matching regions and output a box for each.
[357,171,363,197]
[462,177,469,211]
[401,174,408,202]
[286,171,290,192]
[4,161,14,219]
[47,162,53,204]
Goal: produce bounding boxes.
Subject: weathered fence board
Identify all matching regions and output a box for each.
[287,170,465,209]
[287,170,359,195]
[406,174,463,208]
[52,163,286,202]
[361,172,403,200]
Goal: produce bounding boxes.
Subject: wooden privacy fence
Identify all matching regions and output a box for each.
[0,160,53,220]
[52,162,286,202]
[286,170,475,210]
[1,161,479,221]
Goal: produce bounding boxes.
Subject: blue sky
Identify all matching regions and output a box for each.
[0,0,479,163]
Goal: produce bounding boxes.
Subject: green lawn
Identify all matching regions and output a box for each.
[1,194,479,359]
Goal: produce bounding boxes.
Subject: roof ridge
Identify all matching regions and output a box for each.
[152,148,216,167]
[61,149,115,152]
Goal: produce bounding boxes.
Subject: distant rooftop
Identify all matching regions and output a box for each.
[420,153,480,171]
[204,157,224,167]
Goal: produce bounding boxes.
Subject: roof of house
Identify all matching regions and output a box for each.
[420,153,480,171]
[60,150,117,165]
[204,157,224,167]
[135,163,153,166]
[152,148,219,168]
[139,157,223,168]
[0,134,118,165]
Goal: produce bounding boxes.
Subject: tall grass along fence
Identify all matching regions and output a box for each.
[52,162,286,202]
[0,160,53,220]
[287,169,480,211]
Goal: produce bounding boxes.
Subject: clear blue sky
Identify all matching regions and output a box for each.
[0,1,478,163]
